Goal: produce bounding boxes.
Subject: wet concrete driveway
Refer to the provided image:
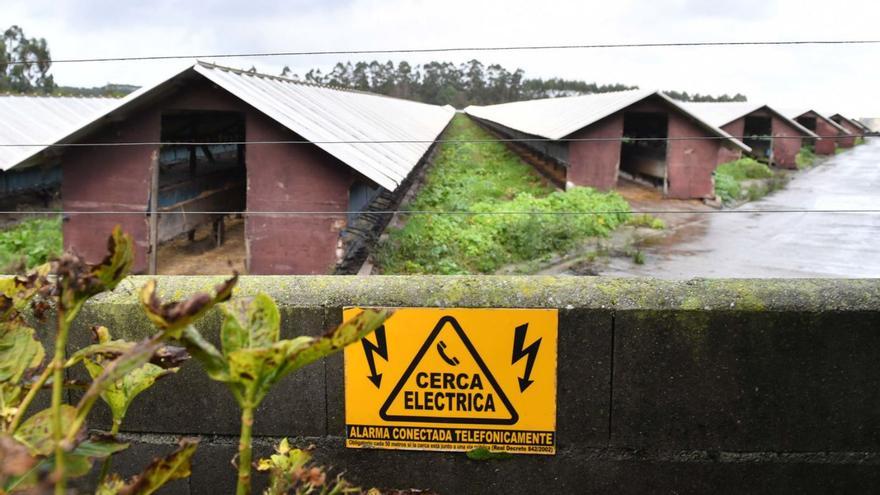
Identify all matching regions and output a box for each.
[606,139,880,278]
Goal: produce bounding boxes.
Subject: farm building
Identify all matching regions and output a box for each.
[784,109,851,155]
[1,62,454,274]
[0,96,118,202]
[465,90,749,200]
[681,102,818,169]
[829,114,864,147]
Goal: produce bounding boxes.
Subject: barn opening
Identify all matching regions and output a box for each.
[796,116,818,148]
[620,112,669,191]
[153,110,247,274]
[743,116,772,162]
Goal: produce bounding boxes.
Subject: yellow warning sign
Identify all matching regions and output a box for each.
[343,308,557,455]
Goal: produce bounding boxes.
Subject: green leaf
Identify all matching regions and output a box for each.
[121,437,198,495]
[14,405,76,455]
[0,323,45,383]
[180,325,230,382]
[280,309,392,378]
[220,293,281,354]
[466,446,513,461]
[0,263,51,322]
[72,437,130,458]
[139,275,237,338]
[8,436,132,490]
[84,358,176,427]
[66,340,134,368]
[56,227,134,313]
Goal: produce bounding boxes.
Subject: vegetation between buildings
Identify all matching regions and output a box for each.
[713,158,786,205]
[376,115,632,274]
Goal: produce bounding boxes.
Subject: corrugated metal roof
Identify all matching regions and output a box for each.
[1,62,455,192]
[830,113,865,132]
[0,95,119,171]
[194,63,454,191]
[464,89,750,152]
[781,108,852,135]
[681,102,819,138]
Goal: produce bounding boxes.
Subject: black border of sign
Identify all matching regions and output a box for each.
[379,315,520,425]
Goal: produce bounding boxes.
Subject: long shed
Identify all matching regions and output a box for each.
[783,109,851,155]
[829,114,864,148]
[681,102,818,169]
[465,90,749,200]
[2,62,454,274]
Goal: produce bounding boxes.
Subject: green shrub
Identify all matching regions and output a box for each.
[714,173,742,204]
[715,158,773,180]
[377,115,631,274]
[0,216,62,273]
[796,146,816,169]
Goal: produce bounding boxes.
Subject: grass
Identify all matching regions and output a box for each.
[376,115,632,274]
[796,146,816,169]
[0,216,63,273]
[714,158,775,205]
[627,213,666,230]
[855,137,866,145]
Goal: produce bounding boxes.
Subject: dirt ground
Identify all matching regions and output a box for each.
[156,216,247,275]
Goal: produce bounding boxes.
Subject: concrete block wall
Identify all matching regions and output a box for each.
[55,277,880,494]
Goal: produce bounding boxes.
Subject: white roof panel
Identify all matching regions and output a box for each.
[0,96,119,171]
[681,102,819,138]
[465,89,750,151]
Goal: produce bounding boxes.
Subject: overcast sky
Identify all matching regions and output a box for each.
[6,0,879,116]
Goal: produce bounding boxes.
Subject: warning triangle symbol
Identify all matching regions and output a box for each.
[380,316,518,425]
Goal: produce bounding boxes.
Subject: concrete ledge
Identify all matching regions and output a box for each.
[46,276,880,493]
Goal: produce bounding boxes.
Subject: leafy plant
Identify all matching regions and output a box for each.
[714,158,776,204]
[0,227,197,494]
[0,217,62,274]
[141,283,391,495]
[257,438,359,495]
[1,227,393,494]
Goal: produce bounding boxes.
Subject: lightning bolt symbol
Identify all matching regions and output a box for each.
[512,323,541,392]
[361,325,388,389]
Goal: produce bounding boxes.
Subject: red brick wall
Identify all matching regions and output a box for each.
[62,76,353,274]
[566,113,623,190]
[834,119,860,148]
[771,117,803,169]
[245,115,353,274]
[666,110,723,199]
[719,119,745,165]
[62,118,156,272]
[807,113,838,155]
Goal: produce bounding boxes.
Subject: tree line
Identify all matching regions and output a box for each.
[281,59,746,106]
[2,24,747,105]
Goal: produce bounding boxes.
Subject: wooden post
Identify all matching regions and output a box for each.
[148,150,159,275]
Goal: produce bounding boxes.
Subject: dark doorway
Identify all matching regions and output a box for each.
[796,116,817,149]
[743,116,772,162]
[153,110,247,274]
[621,112,669,191]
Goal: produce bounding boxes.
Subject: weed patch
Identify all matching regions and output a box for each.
[377,115,631,274]
[0,216,62,273]
[714,158,777,205]
[796,146,816,169]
